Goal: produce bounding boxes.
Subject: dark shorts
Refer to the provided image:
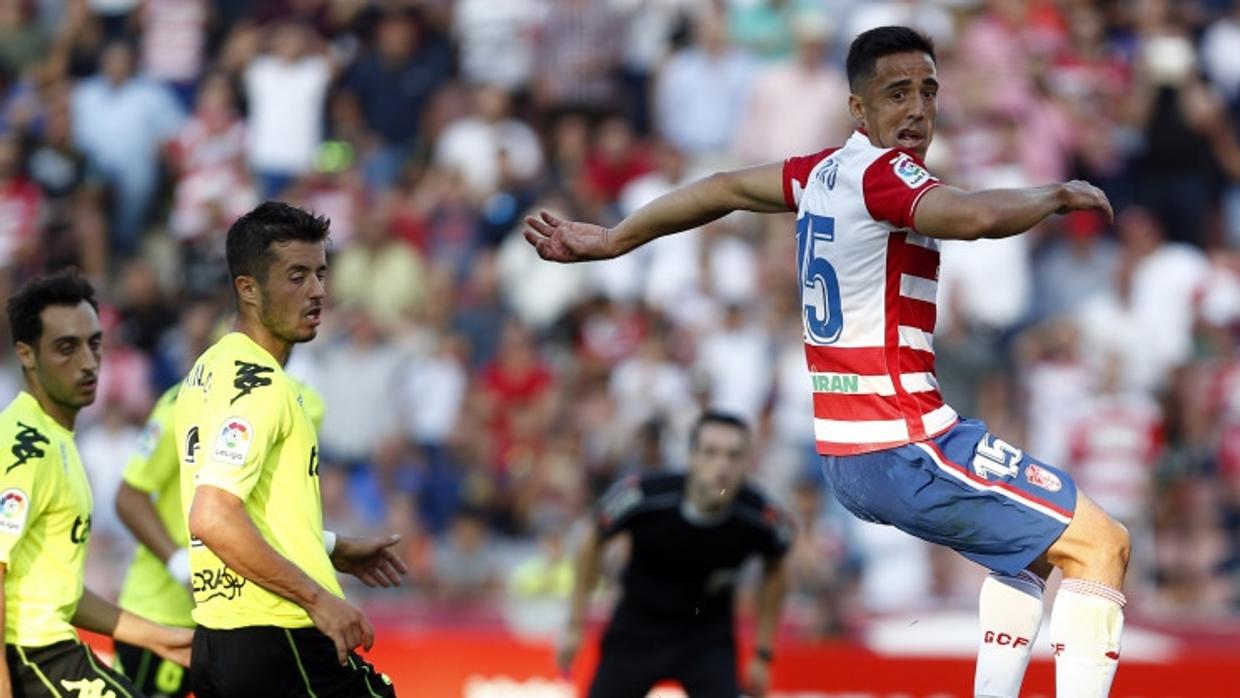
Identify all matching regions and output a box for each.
[6,640,141,698]
[114,640,190,698]
[589,619,738,698]
[821,418,1078,576]
[191,626,396,698]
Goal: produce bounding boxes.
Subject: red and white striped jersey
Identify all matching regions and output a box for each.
[783,131,957,455]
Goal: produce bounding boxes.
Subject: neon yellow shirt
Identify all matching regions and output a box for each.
[117,384,193,628]
[174,332,342,630]
[0,392,93,646]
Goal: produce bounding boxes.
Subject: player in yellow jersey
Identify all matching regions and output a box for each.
[174,202,405,697]
[0,271,192,698]
[113,379,325,698]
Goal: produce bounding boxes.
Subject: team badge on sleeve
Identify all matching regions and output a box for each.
[891,153,930,189]
[211,418,253,467]
[0,488,30,535]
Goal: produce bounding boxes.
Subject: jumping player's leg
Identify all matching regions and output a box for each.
[1044,492,1130,698]
[974,567,1046,698]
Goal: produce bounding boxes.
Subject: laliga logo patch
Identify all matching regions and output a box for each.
[211,417,253,467]
[0,488,29,534]
[1025,463,1062,492]
[892,153,929,189]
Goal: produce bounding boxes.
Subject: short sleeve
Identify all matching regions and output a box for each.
[759,502,796,560]
[122,410,176,494]
[594,475,645,539]
[781,147,837,211]
[862,149,941,230]
[0,426,52,564]
[194,395,287,502]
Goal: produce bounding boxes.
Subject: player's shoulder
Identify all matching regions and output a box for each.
[733,482,797,534]
[0,395,55,472]
[202,333,287,408]
[597,470,683,527]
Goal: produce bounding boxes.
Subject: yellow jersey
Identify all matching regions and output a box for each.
[0,391,93,646]
[117,384,193,628]
[174,332,342,630]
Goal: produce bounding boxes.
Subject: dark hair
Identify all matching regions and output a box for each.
[225,201,331,282]
[846,26,936,92]
[689,411,750,449]
[6,269,99,346]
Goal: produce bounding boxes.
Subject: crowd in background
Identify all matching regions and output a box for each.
[1,0,1239,641]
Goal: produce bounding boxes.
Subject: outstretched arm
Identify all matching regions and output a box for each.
[72,588,192,666]
[557,527,607,674]
[913,180,1113,241]
[524,162,787,262]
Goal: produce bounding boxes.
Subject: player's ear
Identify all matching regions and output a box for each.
[234,275,260,308]
[14,341,36,372]
[848,93,866,130]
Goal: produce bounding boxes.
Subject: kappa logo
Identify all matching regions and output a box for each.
[211,417,252,467]
[231,361,274,404]
[1025,463,1063,492]
[59,678,115,698]
[0,488,29,535]
[8,422,49,472]
[891,153,930,189]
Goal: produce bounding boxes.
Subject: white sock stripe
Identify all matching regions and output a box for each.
[1061,579,1127,607]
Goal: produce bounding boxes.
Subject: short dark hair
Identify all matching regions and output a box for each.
[689,411,750,449]
[225,201,331,282]
[846,26,936,92]
[6,269,99,346]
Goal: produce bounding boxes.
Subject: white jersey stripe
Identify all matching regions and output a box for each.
[905,232,939,250]
[913,442,1071,524]
[901,372,939,393]
[899,274,938,303]
[815,417,909,444]
[809,372,895,396]
[921,404,958,435]
[898,326,935,353]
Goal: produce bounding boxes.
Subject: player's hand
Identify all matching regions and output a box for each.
[744,654,772,697]
[150,625,194,668]
[0,661,13,698]
[307,592,375,665]
[555,622,583,676]
[330,534,408,588]
[523,210,614,262]
[1056,180,1113,223]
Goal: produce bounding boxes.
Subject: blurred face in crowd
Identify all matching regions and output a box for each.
[377,14,415,61]
[849,51,938,160]
[687,422,750,515]
[240,241,326,345]
[101,42,135,86]
[0,135,18,179]
[16,302,102,413]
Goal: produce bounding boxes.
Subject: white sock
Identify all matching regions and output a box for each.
[974,570,1045,698]
[1049,579,1126,698]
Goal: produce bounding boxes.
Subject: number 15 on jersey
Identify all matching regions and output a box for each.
[797,213,843,344]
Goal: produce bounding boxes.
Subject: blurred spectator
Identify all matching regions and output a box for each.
[479,321,556,471]
[610,0,696,133]
[435,83,543,200]
[581,114,651,212]
[452,0,545,91]
[735,10,850,165]
[71,39,184,253]
[509,527,574,599]
[1031,211,1118,321]
[343,8,451,187]
[139,0,207,104]
[332,212,427,332]
[724,0,798,61]
[695,302,772,423]
[432,508,503,603]
[0,132,41,274]
[533,0,622,113]
[786,475,856,638]
[115,256,177,354]
[242,21,332,197]
[654,5,755,163]
[608,331,694,441]
[0,0,46,75]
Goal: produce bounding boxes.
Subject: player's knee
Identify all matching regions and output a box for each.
[1091,517,1130,576]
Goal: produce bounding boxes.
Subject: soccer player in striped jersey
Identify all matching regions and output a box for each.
[525,25,1129,698]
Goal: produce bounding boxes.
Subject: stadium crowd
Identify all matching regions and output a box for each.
[0,0,1238,641]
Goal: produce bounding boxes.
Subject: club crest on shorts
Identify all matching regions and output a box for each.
[211,417,253,466]
[1025,463,1062,492]
[0,488,29,535]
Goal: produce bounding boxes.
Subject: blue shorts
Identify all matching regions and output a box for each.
[821,418,1077,576]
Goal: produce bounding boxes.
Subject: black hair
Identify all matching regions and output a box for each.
[689,410,750,449]
[6,269,99,346]
[846,26,936,93]
[225,201,331,283]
